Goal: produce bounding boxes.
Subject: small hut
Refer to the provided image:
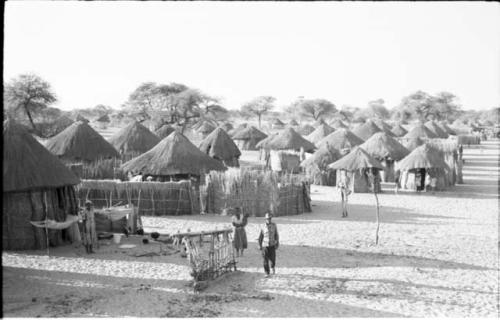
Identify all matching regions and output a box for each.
[271,118,285,129]
[155,124,176,139]
[301,144,341,186]
[403,123,439,140]
[121,131,226,184]
[196,121,217,139]
[260,127,315,153]
[232,126,268,150]
[298,124,316,136]
[108,121,161,161]
[328,147,383,193]
[391,123,408,137]
[425,120,449,139]
[3,119,80,250]
[316,129,364,154]
[359,132,410,182]
[396,144,449,192]
[289,119,299,126]
[330,119,348,129]
[352,119,383,141]
[199,127,241,167]
[306,123,335,145]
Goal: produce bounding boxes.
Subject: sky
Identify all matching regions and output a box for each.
[4,2,500,111]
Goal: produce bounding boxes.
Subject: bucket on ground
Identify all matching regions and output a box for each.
[113,233,123,244]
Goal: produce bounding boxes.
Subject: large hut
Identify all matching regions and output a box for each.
[425,120,449,139]
[390,123,408,137]
[298,124,316,136]
[396,144,450,192]
[352,120,383,141]
[316,129,364,154]
[328,147,384,193]
[330,119,348,129]
[121,131,226,184]
[198,127,241,167]
[306,123,335,145]
[301,144,341,186]
[232,126,268,150]
[259,127,316,153]
[403,123,439,140]
[359,132,410,182]
[155,124,176,139]
[108,121,161,161]
[3,119,80,250]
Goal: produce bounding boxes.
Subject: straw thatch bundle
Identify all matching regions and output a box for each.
[121,131,226,178]
[232,126,267,150]
[258,128,315,152]
[155,124,176,139]
[306,123,335,144]
[391,124,408,137]
[96,114,110,123]
[109,121,160,158]
[425,120,449,139]
[202,168,310,217]
[403,123,438,140]
[316,129,364,151]
[298,124,316,136]
[3,119,80,250]
[329,119,348,129]
[77,179,195,216]
[300,145,341,186]
[45,121,120,162]
[360,132,409,161]
[198,127,241,167]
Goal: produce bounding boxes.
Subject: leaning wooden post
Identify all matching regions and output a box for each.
[43,192,50,256]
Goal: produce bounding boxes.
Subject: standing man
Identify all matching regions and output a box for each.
[258,212,279,277]
[337,170,350,217]
[81,200,98,254]
[458,144,463,160]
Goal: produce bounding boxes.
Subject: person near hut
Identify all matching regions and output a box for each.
[81,200,98,254]
[394,169,401,194]
[458,145,463,160]
[231,207,248,257]
[337,170,351,218]
[258,212,279,277]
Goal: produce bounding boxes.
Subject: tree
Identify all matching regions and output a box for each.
[240,96,276,128]
[367,99,390,119]
[4,73,57,135]
[397,91,436,122]
[292,98,337,121]
[337,105,359,123]
[433,92,461,121]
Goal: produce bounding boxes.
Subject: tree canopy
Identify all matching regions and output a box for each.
[240,95,275,128]
[290,98,337,121]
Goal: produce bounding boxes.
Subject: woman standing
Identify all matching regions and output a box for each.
[231,207,248,257]
[81,200,98,254]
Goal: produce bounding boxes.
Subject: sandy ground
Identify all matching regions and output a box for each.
[3,140,499,317]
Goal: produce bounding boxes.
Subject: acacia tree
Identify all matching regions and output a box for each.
[367,99,390,119]
[240,96,276,128]
[4,73,57,135]
[291,98,337,121]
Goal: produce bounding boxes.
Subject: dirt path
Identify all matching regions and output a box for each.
[3,140,499,317]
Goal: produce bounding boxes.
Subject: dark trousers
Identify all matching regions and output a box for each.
[262,246,276,274]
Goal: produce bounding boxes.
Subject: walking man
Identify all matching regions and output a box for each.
[258,212,279,277]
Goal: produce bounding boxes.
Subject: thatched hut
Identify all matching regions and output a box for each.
[328,147,383,193]
[425,120,449,139]
[199,127,241,167]
[298,124,316,136]
[403,123,438,140]
[3,119,80,250]
[301,144,341,186]
[403,137,425,151]
[232,126,268,150]
[289,119,299,126]
[109,121,161,161]
[352,119,383,140]
[76,114,90,123]
[271,118,285,129]
[259,127,316,153]
[155,124,176,139]
[316,129,364,154]
[359,132,410,182]
[121,131,226,184]
[306,123,335,145]
[391,123,408,137]
[329,119,348,129]
[40,115,74,138]
[196,121,217,139]
[95,114,110,129]
[396,144,450,191]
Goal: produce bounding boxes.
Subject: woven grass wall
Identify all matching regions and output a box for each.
[77,180,197,216]
[66,158,127,180]
[202,168,311,217]
[457,135,481,145]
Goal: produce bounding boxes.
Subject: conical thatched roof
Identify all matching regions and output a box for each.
[197,121,217,134]
[316,129,364,150]
[198,127,241,161]
[404,123,438,139]
[96,114,110,123]
[289,119,299,126]
[438,121,456,135]
[255,133,279,149]
[155,124,176,139]
[121,131,226,176]
[76,114,89,123]
[300,145,341,169]
[3,119,80,192]
[259,127,316,152]
[329,119,348,129]
[45,121,120,161]
[396,144,448,171]
[306,123,335,144]
[352,120,383,140]
[298,124,316,136]
[425,121,449,139]
[359,132,409,161]
[390,123,408,137]
[232,126,267,141]
[403,137,424,151]
[271,118,284,126]
[328,147,384,171]
[109,121,160,155]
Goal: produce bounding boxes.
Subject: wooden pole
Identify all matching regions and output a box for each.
[374,189,380,245]
[43,192,50,256]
